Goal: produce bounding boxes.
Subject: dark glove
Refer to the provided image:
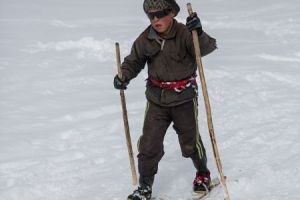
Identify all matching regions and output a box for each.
[186,12,203,35]
[114,75,128,90]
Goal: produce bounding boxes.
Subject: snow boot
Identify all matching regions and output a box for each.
[127,185,152,200]
[193,171,211,193]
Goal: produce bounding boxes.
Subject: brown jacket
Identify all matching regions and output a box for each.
[121,19,217,106]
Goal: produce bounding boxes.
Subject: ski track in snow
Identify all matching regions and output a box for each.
[1,0,300,199]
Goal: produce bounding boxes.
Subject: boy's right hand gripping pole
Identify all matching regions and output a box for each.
[187,3,231,200]
[115,42,138,186]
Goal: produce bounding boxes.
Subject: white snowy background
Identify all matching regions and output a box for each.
[1,0,300,199]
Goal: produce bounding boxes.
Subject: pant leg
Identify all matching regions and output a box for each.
[138,101,171,186]
[171,99,209,174]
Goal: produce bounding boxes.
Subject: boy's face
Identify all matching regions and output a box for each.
[148,9,174,34]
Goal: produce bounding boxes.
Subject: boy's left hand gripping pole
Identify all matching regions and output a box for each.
[115,42,138,186]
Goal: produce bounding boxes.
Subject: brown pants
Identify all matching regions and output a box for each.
[137,98,209,187]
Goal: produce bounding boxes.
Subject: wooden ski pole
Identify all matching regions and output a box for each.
[115,42,138,186]
[187,3,231,200]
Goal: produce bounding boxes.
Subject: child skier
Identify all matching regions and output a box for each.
[113,0,217,199]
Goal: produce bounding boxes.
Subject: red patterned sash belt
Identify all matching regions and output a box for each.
[148,75,197,93]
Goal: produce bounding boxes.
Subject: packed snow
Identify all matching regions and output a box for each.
[1,0,300,199]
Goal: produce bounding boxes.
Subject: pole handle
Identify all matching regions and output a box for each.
[187,3,193,15]
[115,42,123,79]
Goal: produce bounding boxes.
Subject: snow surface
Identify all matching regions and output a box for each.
[1,0,300,199]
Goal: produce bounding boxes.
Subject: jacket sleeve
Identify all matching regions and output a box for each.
[186,29,217,57]
[198,31,217,56]
[121,37,147,82]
